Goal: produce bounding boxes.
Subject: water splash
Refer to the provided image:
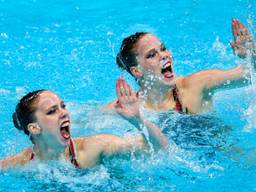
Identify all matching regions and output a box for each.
[244,92,256,132]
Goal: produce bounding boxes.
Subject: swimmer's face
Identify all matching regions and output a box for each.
[133,34,175,86]
[34,91,71,146]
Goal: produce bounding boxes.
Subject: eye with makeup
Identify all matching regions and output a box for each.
[46,106,58,115]
[146,49,157,59]
[146,44,167,59]
[60,101,66,109]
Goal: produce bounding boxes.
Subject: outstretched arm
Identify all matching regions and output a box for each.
[113,77,169,151]
[187,19,255,94]
[0,148,32,169]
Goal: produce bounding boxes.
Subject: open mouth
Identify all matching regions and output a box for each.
[161,62,173,79]
[60,121,70,140]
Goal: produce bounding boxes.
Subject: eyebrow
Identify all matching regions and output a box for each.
[46,104,58,110]
[145,43,164,53]
[44,100,65,110]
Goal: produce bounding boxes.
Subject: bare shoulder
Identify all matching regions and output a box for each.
[73,134,121,146]
[177,69,215,89]
[175,76,187,88]
[0,147,32,169]
[175,76,197,91]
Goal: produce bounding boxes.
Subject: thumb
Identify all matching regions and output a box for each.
[115,105,126,114]
[230,41,235,48]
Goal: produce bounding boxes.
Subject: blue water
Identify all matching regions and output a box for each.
[1,0,256,191]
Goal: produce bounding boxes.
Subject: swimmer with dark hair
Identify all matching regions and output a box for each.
[0,86,168,169]
[105,19,255,114]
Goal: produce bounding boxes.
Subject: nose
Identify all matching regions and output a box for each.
[160,51,172,62]
[60,108,70,119]
[160,54,169,62]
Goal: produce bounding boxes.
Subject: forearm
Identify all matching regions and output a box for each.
[203,67,250,94]
[131,114,169,151]
[0,155,22,170]
[203,43,256,92]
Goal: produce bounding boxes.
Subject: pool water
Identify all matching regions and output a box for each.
[0,0,256,191]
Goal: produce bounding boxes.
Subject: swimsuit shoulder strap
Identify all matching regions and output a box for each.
[172,85,188,113]
[30,149,35,161]
[69,138,80,168]
[29,141,80,168]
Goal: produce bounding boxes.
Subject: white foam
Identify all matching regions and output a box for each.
[244,97,256,132]
[0,32,8,39]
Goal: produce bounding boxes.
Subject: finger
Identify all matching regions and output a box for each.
[116,78,130,108]
[232,19,240,41]
[230,41,235,50]
[136,91,139,98]
[127,84,133,97]
[244,28,253,42]
[120,78,128,99]
[237,21,253,44]
[124,81,132,97]
[234,19,247,42]
[116,77,122,98]
[238,22,246,38]
[232,18,237,38]
[230,41,240,52]
[236,20,249,36]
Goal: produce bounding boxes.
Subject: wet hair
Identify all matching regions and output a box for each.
[116,32,149,76]
[12,90,45,136]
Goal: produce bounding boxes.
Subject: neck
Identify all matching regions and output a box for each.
[139,81,176,110]
[32,139,67,160]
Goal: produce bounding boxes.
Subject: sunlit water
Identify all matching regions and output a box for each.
[0,0,256,191]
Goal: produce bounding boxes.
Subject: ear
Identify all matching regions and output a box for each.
[27,123,41,135]
[130,66,143,78]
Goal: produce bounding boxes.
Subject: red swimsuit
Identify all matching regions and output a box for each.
[172,85,188,113]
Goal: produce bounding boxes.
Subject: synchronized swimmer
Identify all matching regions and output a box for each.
[105,19,255,114]
[0,88,168,169]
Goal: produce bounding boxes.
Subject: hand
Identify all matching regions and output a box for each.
[230,18,254,58]
[115,77,140,119]
[115,78,169,150]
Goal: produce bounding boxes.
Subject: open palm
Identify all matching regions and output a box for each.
[115,77,140,119]
[230,18,254,58]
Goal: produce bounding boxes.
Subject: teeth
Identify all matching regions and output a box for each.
[61,121,70,127]
[161,62,171,69]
